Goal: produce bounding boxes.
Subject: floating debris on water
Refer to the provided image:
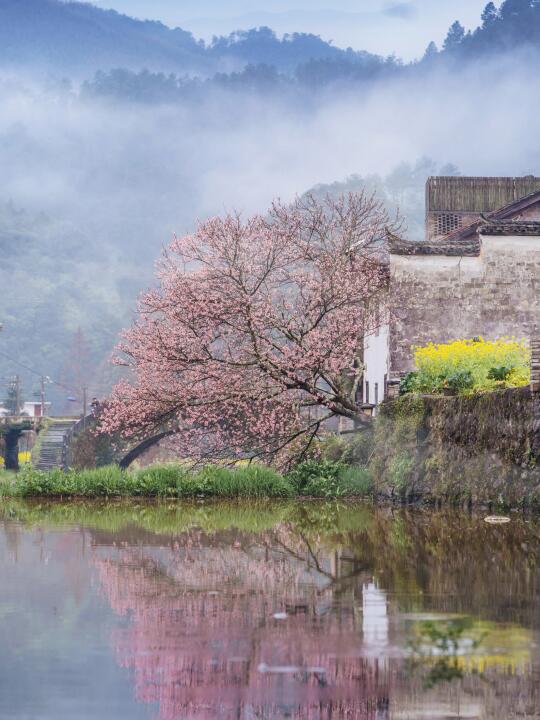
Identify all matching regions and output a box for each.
[484,516,511,524]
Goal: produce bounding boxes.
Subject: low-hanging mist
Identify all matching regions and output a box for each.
[1,49,539,407]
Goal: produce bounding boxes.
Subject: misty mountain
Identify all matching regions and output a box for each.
[77,0,540,102]
[0,0,377,76]
[0,199,130,406]
[0,0,206,75]
[4,0,540,84]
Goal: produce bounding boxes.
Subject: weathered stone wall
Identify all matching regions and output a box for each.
[389,234,540,375]
[372,388,540,507]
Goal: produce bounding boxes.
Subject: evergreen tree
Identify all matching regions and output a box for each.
[481,2,499,27]
[500,0,531,17]
[443,21,466,51]
[422,41,439,61]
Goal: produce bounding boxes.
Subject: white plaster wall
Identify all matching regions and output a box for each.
[480,233,540,255]
[391,253,483,279]
[388,232,540,374]
[22,402,39,418]
[363,323,390,410]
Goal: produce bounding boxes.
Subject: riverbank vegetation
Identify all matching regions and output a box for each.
[0,459,374,499]
[400,338,530,396]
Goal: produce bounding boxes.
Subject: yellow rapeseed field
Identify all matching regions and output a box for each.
[410,337,530,393]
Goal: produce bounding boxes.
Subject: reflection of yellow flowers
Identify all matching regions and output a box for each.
[412,617,531,673]
[0,451,31,468]
[413,337,530,393]
[459,622,531,673]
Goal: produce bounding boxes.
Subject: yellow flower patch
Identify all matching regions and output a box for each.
[411,337,530,394]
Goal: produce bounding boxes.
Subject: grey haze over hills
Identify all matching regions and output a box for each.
[91,0,488,59]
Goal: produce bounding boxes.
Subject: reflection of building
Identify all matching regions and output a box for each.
[362,582,388,654]
[363,176,540,409]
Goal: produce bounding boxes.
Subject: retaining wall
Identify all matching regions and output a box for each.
[372,387,540,507]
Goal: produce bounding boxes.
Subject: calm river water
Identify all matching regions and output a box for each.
[0,500,539,719]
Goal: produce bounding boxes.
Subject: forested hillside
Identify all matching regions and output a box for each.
[0,0,379,76]
[0,201,129,407]
[3,0,540,85]
[436,0,540,59]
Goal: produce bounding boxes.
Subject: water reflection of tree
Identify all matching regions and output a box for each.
[94,526,391,719]
[87,506,540,719]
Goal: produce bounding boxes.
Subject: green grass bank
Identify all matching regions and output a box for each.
[0,461,373,499]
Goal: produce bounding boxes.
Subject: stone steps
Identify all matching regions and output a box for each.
[35,420,78,471]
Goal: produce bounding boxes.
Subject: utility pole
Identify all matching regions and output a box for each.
[82,386,88,428]
[40,376,45,417]
[15,375,21,416]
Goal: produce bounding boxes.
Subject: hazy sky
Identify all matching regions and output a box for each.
[92,0,489,59]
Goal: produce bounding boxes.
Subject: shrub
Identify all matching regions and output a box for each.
[410,337,530,395]
[70,425,115,469]
[400,371,419,395]
[313,431,373,465]
[287,459,344,494]
[287,459,372,498]
[487,366,513,381]
[446,369,474,391]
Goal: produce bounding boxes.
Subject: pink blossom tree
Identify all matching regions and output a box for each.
[99,192,395,467]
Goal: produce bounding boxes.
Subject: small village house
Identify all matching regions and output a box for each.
[363,176,540,409]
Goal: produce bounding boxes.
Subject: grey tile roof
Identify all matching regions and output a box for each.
[386,230,480,257]
[478,220,540,236]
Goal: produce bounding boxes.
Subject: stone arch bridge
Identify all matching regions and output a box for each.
[0,415,172,471]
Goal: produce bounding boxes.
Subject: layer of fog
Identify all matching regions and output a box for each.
[1,53,539,398]
[2,58,538,245]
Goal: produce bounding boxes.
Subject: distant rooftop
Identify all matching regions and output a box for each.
[427,176,540,214]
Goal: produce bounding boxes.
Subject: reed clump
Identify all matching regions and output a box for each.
[0,461,373,499]
[0,464,295,498]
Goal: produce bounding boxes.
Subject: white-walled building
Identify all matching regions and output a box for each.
[363,176,540,409]
[22,401,51,418]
